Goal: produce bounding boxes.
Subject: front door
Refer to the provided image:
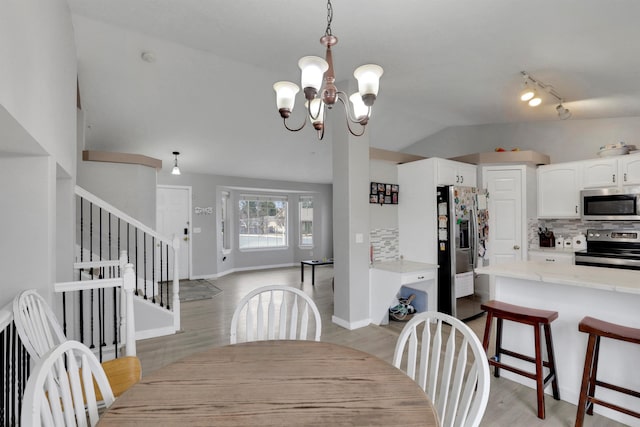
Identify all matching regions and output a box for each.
[157,186,191,280]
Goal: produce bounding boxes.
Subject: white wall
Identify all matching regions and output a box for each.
[404,116,640,163]
[0,0,77,175]
[0,0,77,307]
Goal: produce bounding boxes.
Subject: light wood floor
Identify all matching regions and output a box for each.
[136,266,626,427]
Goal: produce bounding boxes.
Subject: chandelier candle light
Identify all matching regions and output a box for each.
[273,0,383,139]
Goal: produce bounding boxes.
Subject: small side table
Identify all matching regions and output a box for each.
[300,259,333,286]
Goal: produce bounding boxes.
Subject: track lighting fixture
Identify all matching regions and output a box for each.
[519,71,571,119]
[171,151,181,175]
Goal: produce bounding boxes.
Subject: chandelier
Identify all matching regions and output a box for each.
[273,0,383,139]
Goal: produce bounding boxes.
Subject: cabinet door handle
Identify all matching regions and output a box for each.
[625,172,628,182]
[460,175,464,184]
[456,175,459,183]
[575,205,578,214]
[513,245,520,250]
[613,174,616,183]
[546,258,555,262]
[417,276,424,280]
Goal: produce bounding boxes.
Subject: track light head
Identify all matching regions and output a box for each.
[528,96,542,107]
[520,86,536,102]
[556,104,572,120]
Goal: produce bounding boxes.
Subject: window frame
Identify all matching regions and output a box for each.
[237,194,289,251]
[298,195,314,248]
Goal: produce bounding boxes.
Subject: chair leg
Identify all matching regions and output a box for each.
[544,324,560,400]
[534,324,546,419]
[575,334,597,427]
[586,336,600,416]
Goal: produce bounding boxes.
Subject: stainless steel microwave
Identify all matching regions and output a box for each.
[581,187,640,220]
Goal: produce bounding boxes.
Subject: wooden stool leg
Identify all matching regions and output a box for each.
[482,312,493,352]
[586,336,601,416]
[544,324,560,400]
[494,318,503,378]
[575,333,598,427]
[533,324,546,419]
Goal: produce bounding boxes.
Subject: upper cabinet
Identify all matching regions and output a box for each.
[582,153,640,189]
[537,162,582,218]
[582,158,619,188]
[620,154,640,186]
[436,159,477,187]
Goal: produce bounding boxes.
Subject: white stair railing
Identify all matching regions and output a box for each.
[55,251,137,359]
[75,185,180,332]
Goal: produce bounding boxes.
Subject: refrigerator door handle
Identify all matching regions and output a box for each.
[471,207,479,269]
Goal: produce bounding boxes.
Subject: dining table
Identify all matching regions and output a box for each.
[98,340,439,426]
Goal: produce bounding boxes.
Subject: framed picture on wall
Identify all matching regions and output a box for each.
[370,182,399,205]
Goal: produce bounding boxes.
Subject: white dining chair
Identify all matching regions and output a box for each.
[392,311,490,427]
[230,285,322,344]
[21,340,115,427]
[13,289,141,398]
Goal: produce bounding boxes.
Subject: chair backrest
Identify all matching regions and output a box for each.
[21,340,115,427]
[230,285,322,344]
[13,289,67,360]
[392,311,490,427]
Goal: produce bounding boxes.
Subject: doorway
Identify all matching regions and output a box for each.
[157,185,191,280]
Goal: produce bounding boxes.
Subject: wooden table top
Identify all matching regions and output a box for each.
[98,340,438,426]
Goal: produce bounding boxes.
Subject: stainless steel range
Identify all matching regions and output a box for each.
[574,229,640,270]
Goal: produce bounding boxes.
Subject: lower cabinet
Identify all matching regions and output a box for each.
[369,266,437,326]
[528,250,575,265]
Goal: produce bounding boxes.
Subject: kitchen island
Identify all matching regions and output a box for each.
[476,261,640,426]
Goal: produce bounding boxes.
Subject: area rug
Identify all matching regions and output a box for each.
[177,279,223,302]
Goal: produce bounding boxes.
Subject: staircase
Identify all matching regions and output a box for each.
[57,186,181,353]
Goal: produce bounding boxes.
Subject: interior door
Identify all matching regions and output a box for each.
[157,186,191,280]
[486,169,523,265]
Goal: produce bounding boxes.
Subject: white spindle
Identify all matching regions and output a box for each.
[172,235,181,331]
[122,262,136,357]
[278,293,288,339]
[256,294,264,340]
[299,301,308,340]
[267,291,276,340]
[290,296,299,339]
[428,320,442,402]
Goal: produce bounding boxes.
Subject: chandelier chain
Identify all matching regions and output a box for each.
[325,0,333,36]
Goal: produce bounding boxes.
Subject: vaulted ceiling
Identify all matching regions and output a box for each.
[68,0,640,183]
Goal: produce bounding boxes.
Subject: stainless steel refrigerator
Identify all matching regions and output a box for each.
[436,185,490,321]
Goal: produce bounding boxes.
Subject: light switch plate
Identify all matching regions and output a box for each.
[193,227,202,233]
[355,233,363,243]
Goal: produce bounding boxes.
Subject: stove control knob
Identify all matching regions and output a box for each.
[595,233,600,237]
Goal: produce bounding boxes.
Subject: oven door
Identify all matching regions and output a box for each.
[575,252,640,270]
[581,188,640,220]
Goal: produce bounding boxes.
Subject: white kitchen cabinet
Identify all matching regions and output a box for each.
[537,162,581,218]
[620,153,640,186]
[436,159,477,187]
[369,263,437,325]
[528,250,574,265]
[581,158,619,188]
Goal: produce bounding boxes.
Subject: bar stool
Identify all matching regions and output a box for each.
[481,300,560,419]
[575,316,640,427]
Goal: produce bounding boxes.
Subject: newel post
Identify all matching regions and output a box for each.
[172,235,181,331]
[121,252,137,357]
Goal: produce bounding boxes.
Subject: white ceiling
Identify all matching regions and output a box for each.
[68,0,640,183]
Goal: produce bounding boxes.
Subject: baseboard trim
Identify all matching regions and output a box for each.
[331,315,370,330]
[191,263,297,281]
[136,326,176,341]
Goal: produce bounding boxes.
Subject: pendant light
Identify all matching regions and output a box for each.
[171,151,181,175]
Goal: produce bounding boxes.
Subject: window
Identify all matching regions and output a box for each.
[238,195,288,249]
[221,191,230,251]
[299,196,313,247]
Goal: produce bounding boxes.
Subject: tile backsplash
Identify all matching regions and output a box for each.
[370,228,399,262]
[529,219,640,248]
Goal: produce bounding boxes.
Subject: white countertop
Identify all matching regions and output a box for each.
[371,260,438,274]
[476,261,640,295]
[528,247,585,254]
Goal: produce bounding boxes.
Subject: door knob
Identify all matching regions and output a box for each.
[513,245,520,250]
